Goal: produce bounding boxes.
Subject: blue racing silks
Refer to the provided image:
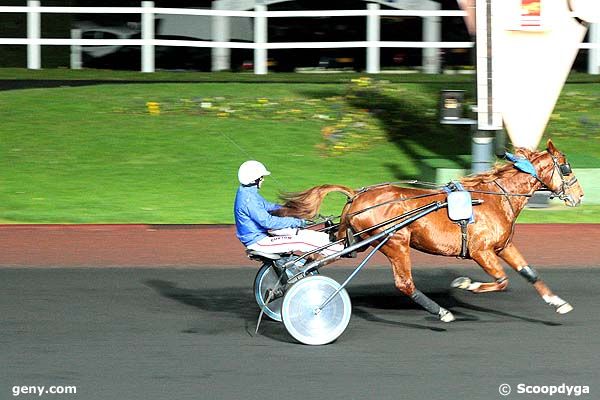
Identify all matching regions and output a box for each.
[233,185,304,246]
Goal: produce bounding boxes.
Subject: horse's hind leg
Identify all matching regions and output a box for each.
[498,243,573,314]
[383,241,455,322]
[452,249,509,293]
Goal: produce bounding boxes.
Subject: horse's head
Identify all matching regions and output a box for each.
[535,139,584,207]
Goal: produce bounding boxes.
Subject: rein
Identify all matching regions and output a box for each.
[344,181,533,219]
[331,150,576,223]
[493,179,519,252]
[346,190,446,218]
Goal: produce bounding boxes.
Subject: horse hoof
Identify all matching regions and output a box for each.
[556,303,573,314]
[439,308,455,323]
[543,295,573,315]
[451,276,472,290]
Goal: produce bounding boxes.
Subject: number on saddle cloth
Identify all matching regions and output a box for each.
[445,182,474,223]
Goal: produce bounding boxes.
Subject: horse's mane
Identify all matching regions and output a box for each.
[461,147,541,186]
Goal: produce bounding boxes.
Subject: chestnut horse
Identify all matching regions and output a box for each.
[275,140,583,322]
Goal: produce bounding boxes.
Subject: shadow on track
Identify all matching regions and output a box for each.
[451,299,563,326]
[144,279,295,342]
[351,282,562,327]
[144,268,561,343]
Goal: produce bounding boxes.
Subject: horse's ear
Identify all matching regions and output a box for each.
[546,139,558,155]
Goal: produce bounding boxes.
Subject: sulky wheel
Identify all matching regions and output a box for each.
[253,263,285,322]
[281,275,352,345]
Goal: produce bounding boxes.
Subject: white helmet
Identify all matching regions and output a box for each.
[238,160,271,185]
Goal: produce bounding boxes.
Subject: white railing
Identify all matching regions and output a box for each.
[0,1,598,74]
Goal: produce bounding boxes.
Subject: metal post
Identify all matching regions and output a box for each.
[471,130,495,173]
[366,3,380,74]
[473,0,499,173]
[254,2,267,75]
[141,1,155,73]
[27,0,41,70]
[212,0,231,71]
[70,28,82,70]
[495,128,507,156]
[422,15,441,74]
[589,23,600,75]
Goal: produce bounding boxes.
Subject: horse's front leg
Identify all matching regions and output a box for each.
[498,243,573,314]
[452,249,509,293]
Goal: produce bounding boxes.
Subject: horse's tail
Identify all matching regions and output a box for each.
[273,184,355,219]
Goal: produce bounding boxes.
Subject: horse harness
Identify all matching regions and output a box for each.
[548,154,578,203]
[338,151,576,260]
[343,181,476,259]
[444,181,473,259]
[508,151,577,202]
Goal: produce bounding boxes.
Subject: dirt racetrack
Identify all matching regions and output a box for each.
[1,223,598,268]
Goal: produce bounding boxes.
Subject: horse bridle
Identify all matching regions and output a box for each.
[546,153,579,203]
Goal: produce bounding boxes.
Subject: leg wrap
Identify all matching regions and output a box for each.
[410,290,441,315]
[518,265,540,284]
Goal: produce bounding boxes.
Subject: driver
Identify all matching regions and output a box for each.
[233,160,343,258]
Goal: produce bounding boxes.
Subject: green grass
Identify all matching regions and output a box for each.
[1,70,599,224]
[520,204,600,223]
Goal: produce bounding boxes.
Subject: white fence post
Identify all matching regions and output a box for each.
[212,0,231,71]
[589,23,600,75]
[70,28,82,70]
[422,14,441,73]
[27,0,41,70]
[141,1,155,73]
[254,3,267,75]
[366,3,380,74]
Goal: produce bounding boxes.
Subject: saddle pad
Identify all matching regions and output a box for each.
[447,190,473,221]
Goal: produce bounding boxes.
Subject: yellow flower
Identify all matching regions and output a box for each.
[351,76,372,87]
[146,101,160,115]
[321,126,335,136]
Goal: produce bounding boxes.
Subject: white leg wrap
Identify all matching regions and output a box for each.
[439,308,455,322]
[450,276,481,291]
[543,295,573,314]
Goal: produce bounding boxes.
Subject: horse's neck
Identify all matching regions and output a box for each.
[492,173,543,216]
